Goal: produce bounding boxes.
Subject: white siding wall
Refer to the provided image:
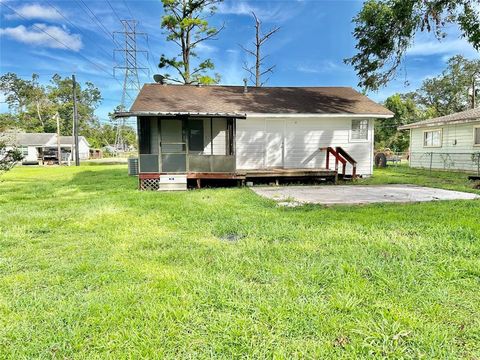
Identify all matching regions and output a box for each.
[236,117,375,175]
[3,146,38,162]
[78,140,90,160]
[25,146,39,162]
[410,121,480,171]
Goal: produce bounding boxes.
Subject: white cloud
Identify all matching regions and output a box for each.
[5,3,63,21]
[217,1,302,23]
[217,2,257,16]
[408,37,479,58]
[0,24,82,51]
[194,41,217,54]
[297,60,343,74]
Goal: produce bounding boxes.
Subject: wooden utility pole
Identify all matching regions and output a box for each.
[472,75,477,109]
[55,113,62,166]
[72,74,80,166]
[240,12,280,87]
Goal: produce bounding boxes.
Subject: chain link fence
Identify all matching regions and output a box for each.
[409,152,480,175]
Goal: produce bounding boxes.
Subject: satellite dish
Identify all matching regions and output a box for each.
[153,74,165,84]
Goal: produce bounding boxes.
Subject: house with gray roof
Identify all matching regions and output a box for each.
[0,132,90,163]
[115,84,393,189]
[399,108,480,172]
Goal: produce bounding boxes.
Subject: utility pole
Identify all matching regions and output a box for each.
[55,113,62,166]
[114,19,148,152]
[473,75,477,109]
[72,74,80,166]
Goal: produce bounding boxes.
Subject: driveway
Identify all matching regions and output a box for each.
[251,184,479,205]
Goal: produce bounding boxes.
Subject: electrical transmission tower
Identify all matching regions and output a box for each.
[113,19,149,152]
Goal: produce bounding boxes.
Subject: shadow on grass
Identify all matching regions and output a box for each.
[67,167,137,193]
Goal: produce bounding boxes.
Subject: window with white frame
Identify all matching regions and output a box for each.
[475,126,480,146]
[351,119,368,141]
[423,129,442,147]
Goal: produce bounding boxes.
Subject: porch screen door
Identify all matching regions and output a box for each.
[265,120,285,168]
[160,119,186,172]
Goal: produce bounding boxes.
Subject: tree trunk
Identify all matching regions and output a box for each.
[36,101,44,128]
[255,18,260,87]
[184,30,191,84]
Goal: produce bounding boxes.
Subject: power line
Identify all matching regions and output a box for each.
[74,0,121,48]
[0,2,133,103]
[145,36,158,76]
[123,0,135,20]
[44,0,114,61]
[105,0,123,23]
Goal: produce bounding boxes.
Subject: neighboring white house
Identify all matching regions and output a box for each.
[114,84,393,188]
[399,108,480,172]
[0,132,90,163]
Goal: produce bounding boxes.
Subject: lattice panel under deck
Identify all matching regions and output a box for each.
[140,178,160,191]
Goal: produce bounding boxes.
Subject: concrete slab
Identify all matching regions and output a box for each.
[252,184,479,205]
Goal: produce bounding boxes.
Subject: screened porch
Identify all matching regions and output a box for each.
[138,116,238,174]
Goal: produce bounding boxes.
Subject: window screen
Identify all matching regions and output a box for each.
[475,127,480,145]
[351,119,368,140]
[188,119,204,152]
[423,130,442,147]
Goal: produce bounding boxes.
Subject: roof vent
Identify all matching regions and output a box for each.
[243,78,248,93]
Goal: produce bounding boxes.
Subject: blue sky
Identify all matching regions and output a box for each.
[0,0,478,123]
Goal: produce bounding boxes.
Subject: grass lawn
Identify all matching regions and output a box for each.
[1,165,479,359]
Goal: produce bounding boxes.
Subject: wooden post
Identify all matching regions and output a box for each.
[55,113,61,166]
[72,74,80,166]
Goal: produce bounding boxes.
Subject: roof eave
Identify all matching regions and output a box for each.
[114,111,393,119]
[246,112,394,118]
[398,117,480,130]
[114,111,247,119]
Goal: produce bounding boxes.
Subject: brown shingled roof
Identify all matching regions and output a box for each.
[399,107,480,130]
[127,84,393,117]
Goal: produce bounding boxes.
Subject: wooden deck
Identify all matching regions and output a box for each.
[181,168,337,180]
[139,168,339,190]
[243,168,337,179]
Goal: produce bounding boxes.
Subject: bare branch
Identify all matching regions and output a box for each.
[260,65,275,77]
[259,26,281,46]
[238,11,280,87]
[238,44,256,58]
[190,22,225,47]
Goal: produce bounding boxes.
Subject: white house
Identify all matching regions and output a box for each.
[114,84,393,189]
[0,132,90,163]
[399,108,480,172]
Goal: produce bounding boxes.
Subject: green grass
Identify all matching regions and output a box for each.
[0,165,479,359]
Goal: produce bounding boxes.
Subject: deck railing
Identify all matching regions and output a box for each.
[320,147,357,180]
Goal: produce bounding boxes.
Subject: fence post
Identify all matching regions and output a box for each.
[429,152,433,174]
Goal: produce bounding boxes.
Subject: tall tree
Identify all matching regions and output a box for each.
[240,12,280,87]
[0,73,50,131]
[346,0,480,90]
[47,74,102,135]
[158,0,224,85]
[377,93,419,151]
[415,55,480,116]
[0,73,102,138]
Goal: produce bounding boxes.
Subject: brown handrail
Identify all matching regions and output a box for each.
[336,147,357,179]
[320,146,357,179]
